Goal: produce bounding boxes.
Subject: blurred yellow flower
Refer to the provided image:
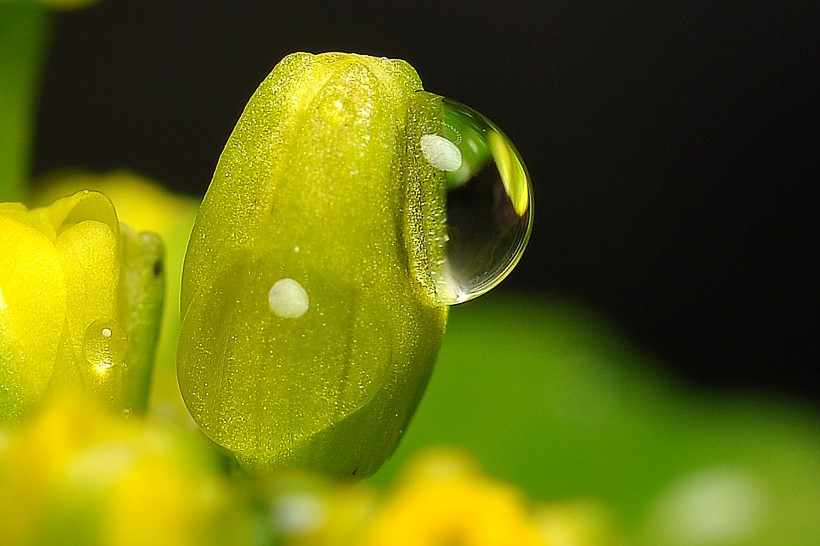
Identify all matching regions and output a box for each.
[265,473,378,546]
[535,500,627,546]
[0,393,254,545]
[0,190,163,420]
[360,448,549,546]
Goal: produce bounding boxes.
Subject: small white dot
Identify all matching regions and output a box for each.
[268,278,309,318]
[272,493,325,534]
[420,134,462,172]
[294,246,300,253]
[101,328,112,338]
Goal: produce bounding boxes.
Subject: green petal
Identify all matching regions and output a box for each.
[178,52,448,477]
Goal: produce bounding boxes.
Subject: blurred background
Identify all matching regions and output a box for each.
[32,1,818,404]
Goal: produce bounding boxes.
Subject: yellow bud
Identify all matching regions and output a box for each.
[34,171,199,424]
[0,190,164,419]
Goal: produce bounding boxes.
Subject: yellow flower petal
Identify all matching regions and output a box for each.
[0,213,66,419]
[362,449,548,546]
[53,218,122,397]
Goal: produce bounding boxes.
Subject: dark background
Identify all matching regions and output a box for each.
[32,2,818,403]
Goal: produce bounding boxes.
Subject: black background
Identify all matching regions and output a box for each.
[32,2,818,403]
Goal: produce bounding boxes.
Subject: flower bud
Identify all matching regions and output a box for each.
[178,52,449,477]
[0,190,163,420]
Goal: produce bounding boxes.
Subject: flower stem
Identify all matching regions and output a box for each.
[0,3,51,202]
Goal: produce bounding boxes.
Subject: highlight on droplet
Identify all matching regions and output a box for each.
[420,134,463,172]
[268,278,310,318]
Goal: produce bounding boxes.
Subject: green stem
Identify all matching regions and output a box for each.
[0,3,51,202]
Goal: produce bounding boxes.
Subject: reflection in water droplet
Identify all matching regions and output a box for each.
[419,96,533,304]
[420,134,463,172]
[82,319,128,374]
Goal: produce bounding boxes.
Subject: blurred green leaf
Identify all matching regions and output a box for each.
[0,2,49,201]
[374,293,820,544]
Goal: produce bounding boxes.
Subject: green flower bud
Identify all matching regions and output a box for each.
[0,190,164,420]
[178,52,449,477]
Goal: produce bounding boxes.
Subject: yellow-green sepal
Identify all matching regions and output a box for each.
[118,225,164,413]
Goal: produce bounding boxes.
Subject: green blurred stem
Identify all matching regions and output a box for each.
[0,3,51,202]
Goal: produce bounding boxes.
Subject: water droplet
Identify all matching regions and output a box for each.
[82,319,128,374]
[420,96,533,304]
[268,278,310,318]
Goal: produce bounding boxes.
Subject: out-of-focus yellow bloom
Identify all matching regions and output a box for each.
[34,171,200,424]
[0,393,254,545]
[0,190,163,420]
[262,449,626,546]
[535,501,627,546]
[360,448,549,546]
[264,473,378,546]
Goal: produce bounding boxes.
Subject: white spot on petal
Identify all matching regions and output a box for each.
[268,278,309,318]
[420,134,462,172]
[0,287,6,310]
